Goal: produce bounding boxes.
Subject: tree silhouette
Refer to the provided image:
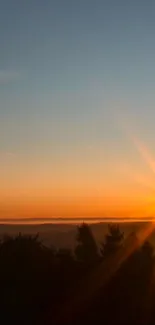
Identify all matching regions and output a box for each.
[56,248,74,264]
[101,223,124,258]
[1,224,155,325]
[141,240,154,260]
[75,223,98,263]
[0,234,48,324]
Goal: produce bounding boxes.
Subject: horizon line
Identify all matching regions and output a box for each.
[0,217,154,225]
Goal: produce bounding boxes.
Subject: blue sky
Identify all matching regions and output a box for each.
[1,0,155,218]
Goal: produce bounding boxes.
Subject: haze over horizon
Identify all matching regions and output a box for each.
[0,217,154,226]
[1,1,155,220]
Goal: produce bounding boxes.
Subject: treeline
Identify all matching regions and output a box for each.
[1,223,155,325]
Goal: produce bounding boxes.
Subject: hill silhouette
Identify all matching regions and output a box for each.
[0,221,155,249]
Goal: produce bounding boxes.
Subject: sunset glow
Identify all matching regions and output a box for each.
[1,133,155,220]
[1,1,155,222]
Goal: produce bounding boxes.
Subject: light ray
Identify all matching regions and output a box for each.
[131,136,155,175]
[53,222,155,324]
[121,163,155,191]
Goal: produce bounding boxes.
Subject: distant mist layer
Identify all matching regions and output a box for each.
[0,217,154,224]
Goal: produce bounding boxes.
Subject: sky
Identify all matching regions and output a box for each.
[1,0,155,220]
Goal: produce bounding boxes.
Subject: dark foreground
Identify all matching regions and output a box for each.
[1,222,155,325]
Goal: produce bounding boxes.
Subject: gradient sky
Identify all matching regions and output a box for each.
[1,0,155,219]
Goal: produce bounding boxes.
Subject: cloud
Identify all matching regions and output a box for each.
[5,152,16,157]
[0,151,17,159]
[0,70,20,84]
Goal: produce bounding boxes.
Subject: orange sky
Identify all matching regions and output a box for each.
[1,111,155,220]
[1,148,155,219]
[1,1,155,222]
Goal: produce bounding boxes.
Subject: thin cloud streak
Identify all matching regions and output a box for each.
[0,152,17,158]
[0,70,20,84]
